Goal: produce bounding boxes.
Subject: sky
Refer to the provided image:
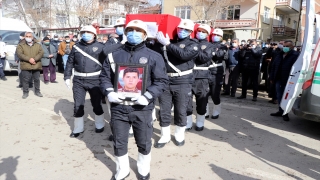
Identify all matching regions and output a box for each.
[149,0,162,5]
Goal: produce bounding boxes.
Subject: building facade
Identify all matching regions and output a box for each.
[162,0,305,44]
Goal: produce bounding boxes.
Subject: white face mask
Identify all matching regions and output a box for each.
[278,44,283,49]
[54,38,58,41]
[66,40,70,43]
[25,38,32,43]
[103,40,107,43]
[73,38,77,41]
[265,45,269,48]
[232,43,238,47]
[252,45,256,48]
[241,42,245,45]
[19,36,24,40]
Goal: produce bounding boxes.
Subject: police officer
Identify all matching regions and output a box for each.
[64,25,106,138]
[155,19,199,148]
[186,24,214,131]
[209,28,228,119]
[100,20,168,180]
[106,18,126,45]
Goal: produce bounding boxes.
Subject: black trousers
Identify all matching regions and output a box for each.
[19,71,33,86]
[72,78,103,117]
[159,84,192,127]
[187,79,210,116]
[110,109,153,156]
[56,54,64,73]
[224,65,240,95]
[21,70,40,94]
[210,74,223,105]
[241,69,259,97]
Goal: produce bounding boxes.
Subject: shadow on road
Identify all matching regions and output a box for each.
[0,156,20,180]
[210,164,259,180]
[187,102,320,179]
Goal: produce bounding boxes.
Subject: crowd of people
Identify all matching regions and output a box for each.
[0,17,301,180]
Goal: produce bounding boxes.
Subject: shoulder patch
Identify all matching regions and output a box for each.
[139,57,148,64]
[179,44,185,48]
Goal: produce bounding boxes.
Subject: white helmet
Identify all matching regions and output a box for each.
[125,20,148,34]
[197,24,211,34]
[114,18,126,27]
[178,19,195,31]
[212,28,223,36]
[80,25,97,36]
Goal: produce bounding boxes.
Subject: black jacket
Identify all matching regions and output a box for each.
[51,40,60,52]
[240,46,262,70]
[194,39,215,79]
[269,50,299,86]
[156,36,199,84]
[64,40,106,80]
[211,42,228,75]
[100,42,169,112]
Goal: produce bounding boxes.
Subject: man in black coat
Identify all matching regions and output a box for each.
[269,40,299,121]
[237,39,262,101]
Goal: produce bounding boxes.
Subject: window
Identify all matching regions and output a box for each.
[56,14,67,27]
[276,14,284,25]
[102,15,110,26]
[175,6,191,19]
[221,5,240,20]
[263,6,270,24]
[293,20,297,29]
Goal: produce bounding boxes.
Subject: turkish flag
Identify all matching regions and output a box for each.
[126,14,181,39]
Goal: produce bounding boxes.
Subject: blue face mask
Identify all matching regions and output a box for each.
[212,35,221,42]
[116,27,124,35]
[178,29,190,39]
[196,32,207,40]
[127,31,144,45]
[283,47,290,53]
[82,33,93,42]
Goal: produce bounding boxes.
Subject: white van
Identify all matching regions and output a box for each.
[0,17,33,72]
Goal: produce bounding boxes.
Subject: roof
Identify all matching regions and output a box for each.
[138,4,161,14]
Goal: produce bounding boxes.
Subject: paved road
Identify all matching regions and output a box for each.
[1,72,320,180]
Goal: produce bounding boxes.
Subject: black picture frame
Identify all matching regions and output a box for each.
[114,63,148,101]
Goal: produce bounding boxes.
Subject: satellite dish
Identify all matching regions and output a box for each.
[38,20,47,28]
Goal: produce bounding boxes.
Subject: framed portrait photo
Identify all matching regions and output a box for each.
[114,63,148,101]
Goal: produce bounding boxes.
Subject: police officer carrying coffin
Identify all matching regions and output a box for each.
[100,20,168,180]
[186,24,214,131]
[64,25,106,137]
[208,28,228,119]
[155,19,199,148]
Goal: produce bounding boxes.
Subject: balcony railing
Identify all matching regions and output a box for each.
[272,25,296,37]
[213,19,256,28]
[276,0,300,12]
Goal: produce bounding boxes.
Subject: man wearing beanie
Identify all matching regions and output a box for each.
[41,37,57,84]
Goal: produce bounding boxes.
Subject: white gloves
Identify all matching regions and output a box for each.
[121,35,127,44]
[65,79,70,89]
[156,32,170,46]
[131,95,149,106]
[107,92,123,103]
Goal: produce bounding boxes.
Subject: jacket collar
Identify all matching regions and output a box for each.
[79,39,95,46]
[124,41,146,51]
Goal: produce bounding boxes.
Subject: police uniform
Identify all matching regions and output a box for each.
[209,28,228,119]
[155,19,199,148]
[64,25,106,137]
[186,24,215,131]
[100,20,168,180]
